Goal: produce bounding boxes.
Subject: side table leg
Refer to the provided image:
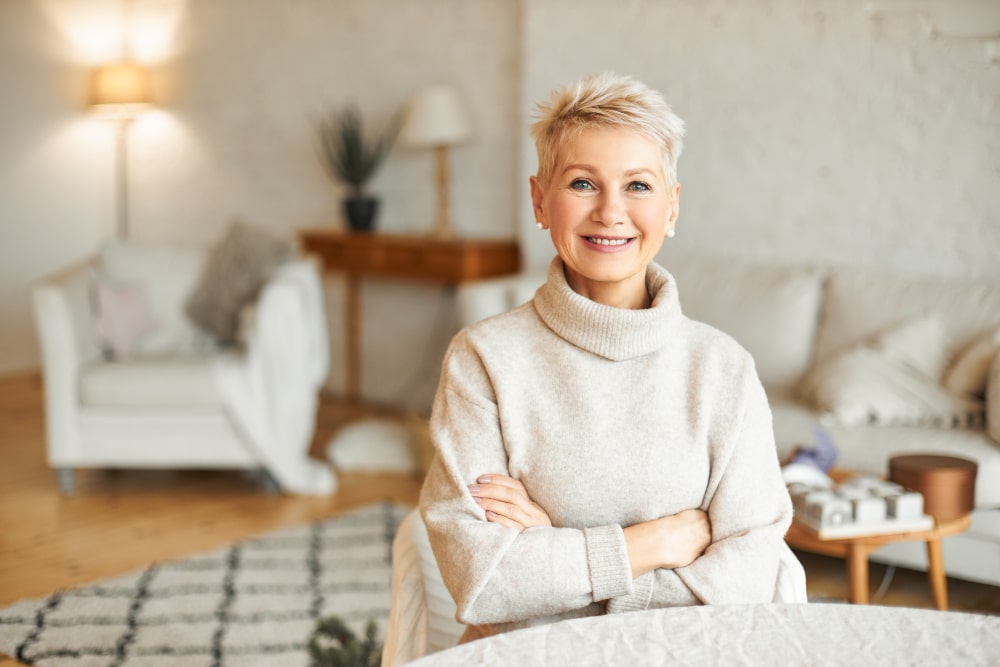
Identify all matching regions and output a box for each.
[926,538,948,610]
[847,544,870,604]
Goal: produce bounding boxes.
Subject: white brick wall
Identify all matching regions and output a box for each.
[520,0,1000,280]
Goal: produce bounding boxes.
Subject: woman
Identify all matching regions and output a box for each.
[419,72,793,643]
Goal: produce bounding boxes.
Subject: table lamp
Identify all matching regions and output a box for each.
[90,61,153,240]
[400,85,473,238]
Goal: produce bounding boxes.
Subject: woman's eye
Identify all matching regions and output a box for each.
[627,181,651,192]
[570,179,594,191]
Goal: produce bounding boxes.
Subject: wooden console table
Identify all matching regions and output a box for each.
[298,229,521,402]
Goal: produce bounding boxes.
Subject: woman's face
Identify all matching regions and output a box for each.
[530,127,680,308]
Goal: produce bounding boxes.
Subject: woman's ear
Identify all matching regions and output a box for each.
[529,176,546,226]
[668,182,681,225]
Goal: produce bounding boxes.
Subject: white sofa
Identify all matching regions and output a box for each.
[455,253,1000,588]
[32,239,335,495]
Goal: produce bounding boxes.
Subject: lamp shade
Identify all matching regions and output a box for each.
[400,85,473,149]
[89,62,152,112]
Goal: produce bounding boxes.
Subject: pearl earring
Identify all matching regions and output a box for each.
[667,228,676,238]
[536,221,544,230]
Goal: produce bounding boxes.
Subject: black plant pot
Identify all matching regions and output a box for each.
[343,196,379,233]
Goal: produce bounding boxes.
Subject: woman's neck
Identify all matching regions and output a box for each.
[563,266,651,310]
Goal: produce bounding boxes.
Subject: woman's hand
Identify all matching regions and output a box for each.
[468,474,552,532]
[623,508,712,578]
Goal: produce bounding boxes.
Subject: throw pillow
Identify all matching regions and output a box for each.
[943,327,1000,398]
[872,314,948,382]
[798,317,983,428]
[185,222,294,345]
[92,281,159,360]
[99,241,208,355]
[987,355,1000,443]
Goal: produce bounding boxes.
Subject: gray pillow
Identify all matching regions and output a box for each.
[185,222,294,344]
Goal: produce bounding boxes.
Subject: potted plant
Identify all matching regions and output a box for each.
[308,615,382,667]
[319,105,396,232]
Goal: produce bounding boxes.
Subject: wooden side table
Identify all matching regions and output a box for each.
[298,229,521,403]
[786,505,971,610]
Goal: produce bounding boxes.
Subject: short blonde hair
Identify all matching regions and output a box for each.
[531,72,685,188]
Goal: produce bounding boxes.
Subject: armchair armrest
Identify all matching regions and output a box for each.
[32,257,101,462]
[243,258,329,387]
[213,257,335,494]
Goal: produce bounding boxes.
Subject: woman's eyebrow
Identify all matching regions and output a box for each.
[560,163,597,174]
[560,165,657,177]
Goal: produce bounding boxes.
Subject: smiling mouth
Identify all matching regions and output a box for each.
[584,236,633,246]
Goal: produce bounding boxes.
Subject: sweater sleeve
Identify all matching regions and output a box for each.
[419,336,635,626]
[606,363,794,612]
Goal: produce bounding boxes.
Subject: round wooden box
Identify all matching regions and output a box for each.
[888,454,977,520]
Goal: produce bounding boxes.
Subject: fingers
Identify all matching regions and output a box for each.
[482,509,524,531]
[469,488,532,531]
[473,474,525,493]
[665,509,712,568]
[468,475,526,506]
[467,474,552,531]
[646,508,714,570]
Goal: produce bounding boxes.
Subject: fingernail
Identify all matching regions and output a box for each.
[468,484,481,494]
[473,497,482,504]
[477,475,492,484]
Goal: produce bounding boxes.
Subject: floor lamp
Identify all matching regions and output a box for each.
[89,62,152,240]
[400,85,473,239]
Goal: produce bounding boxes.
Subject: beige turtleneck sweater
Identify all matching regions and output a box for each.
[419,258,793,642]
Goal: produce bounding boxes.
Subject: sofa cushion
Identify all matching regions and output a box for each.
[798,317,983,428]
[185,222,294,345]
[456,271,547,328]
[814,269,1000,368]
[79,357,223,408]
[872,314,949,382]
[800,346,983,428]
[664,254,824,394]
[100,241,210,355]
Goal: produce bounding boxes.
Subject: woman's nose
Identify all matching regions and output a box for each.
[593,191,626,226]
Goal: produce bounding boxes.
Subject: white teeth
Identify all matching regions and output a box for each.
[587,237,630,246]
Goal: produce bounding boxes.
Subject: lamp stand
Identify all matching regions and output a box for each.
[433,145,455,238]
[114,117,134,240]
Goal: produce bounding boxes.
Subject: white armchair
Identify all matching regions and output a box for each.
[32,239,335,495]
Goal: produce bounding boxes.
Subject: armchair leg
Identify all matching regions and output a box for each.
[56,468,75,495]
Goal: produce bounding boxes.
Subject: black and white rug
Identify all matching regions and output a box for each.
[0,502,410,666]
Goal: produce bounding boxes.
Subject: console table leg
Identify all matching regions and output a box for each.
[847,544,870,604]
[345,274,361,404]
[926,538,948,610]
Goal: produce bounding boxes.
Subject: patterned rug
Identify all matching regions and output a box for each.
[0,502,410,666]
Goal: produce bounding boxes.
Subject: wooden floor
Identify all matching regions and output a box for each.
[1,372,998,664]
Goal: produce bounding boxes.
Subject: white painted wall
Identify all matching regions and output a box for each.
[2,0,998,410]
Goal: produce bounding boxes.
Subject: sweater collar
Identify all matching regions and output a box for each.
[532,256,683,361]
